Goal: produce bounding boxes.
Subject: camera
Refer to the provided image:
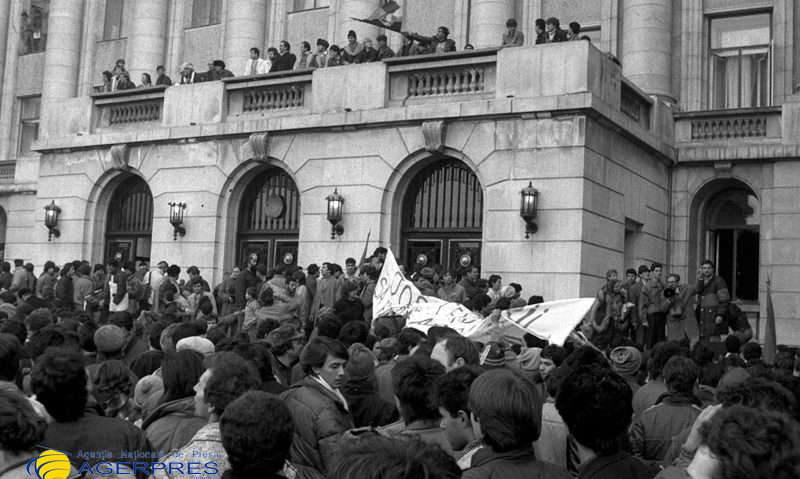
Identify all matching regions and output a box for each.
[663,288,676,299]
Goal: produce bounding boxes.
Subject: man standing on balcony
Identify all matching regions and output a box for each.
[244,47,269,76]
[296,42,311,69]
[266,48,279,73]
[308,39,330,68]
[402,27,456,55]
[155,65,172,86]
[376,34,395,60]
[544,17,568,43]
[273,41,297,72]
[176,63,198,85]
[534,18,547,44]
[502,18,525,47]
[341,30,366,65]
[209,60,234,81]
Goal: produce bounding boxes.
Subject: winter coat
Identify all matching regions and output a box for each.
[341,378,399,428]
[280,377,354,479]
[142,396,206,456]
[578,451,661,479]
[630,394,702,462]
[694,275,730,337]
[379,419,452,455]
[152,423,228,479]
[36,272,57,300]
[462,446,572,479]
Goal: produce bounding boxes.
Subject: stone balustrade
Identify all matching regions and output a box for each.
[225,70,313,117]
[91,86,167,131]
[0,161,16,182]
[386,49,498,107]
[674,107,783,143]
[38,42,678,152]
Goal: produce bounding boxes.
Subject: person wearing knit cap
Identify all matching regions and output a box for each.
[267,324,305,386]
[374,337,398,366]
[609,346,643,395]
[176,336,215,356]
[517,347,542,383]
[133,374,165,423]
[479,342,506,370]
[94,324,127,359]
[341,343,398,428]
[341,30,365,64]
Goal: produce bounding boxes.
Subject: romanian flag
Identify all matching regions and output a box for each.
[764,275,777,364]
[351,1,403,33]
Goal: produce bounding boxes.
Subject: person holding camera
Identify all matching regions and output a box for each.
[662,274,700,344]
[694,260,730,348]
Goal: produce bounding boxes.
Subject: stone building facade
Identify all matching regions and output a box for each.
[0,0,798,343]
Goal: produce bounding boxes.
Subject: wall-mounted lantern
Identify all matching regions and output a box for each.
[520,182,539,239]
[326,189,345,240]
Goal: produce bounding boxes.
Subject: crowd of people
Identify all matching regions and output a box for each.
[99,16,589,92]
[0,246,799,479]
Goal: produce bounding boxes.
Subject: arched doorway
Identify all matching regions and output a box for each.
[401,158,483,276]
[104,175,154,265]
[704,187,760,301]
[236,167,300,268]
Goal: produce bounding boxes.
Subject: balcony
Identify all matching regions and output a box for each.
[91,86,168,132]
[675,107,782,143]
[0,161,16,182]
[34,42,671,158]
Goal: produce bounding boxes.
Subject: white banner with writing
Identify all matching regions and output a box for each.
[373,248,595,345]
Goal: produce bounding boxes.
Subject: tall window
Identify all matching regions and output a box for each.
[20,1,49,54]
[18,96,40,157]
[291,0,331,12]
[709,13,772,109]
[103,0,125,40]
[191,0,222,27]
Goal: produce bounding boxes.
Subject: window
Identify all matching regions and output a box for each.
[103,0,125,40]
[709,13,772,109]
[191,0,222,27]
[291,0,330,12]
[18,97,40,157]
[20,0,49,54]
[705,188,759,301]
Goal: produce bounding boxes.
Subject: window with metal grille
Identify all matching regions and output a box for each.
[106,176,153,235]
[238,168,300,234]
[402,159,483,232]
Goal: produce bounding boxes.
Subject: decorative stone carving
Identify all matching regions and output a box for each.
[109,144,129,171]
[422,121,445,153]
[244,132,270,161]
[713,161,733,177]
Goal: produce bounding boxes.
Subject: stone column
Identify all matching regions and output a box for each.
[337,0,381,45]
[0,0,22,163]
[42,0,84,101]
[128,0,169,82]
[469,0,515,49]
[0,0,11,91]
[621,0,675,103]
[225,0,267,75]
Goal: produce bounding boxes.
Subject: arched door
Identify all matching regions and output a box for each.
[105,176,154,265]
[236,168,300,268]
[704,188,759,301]
[401,158,483,277]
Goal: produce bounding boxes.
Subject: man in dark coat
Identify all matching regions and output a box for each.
[341,343,398,428]
[403,26,456,54]
[272,41,297,72]
[695,259,731,343]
